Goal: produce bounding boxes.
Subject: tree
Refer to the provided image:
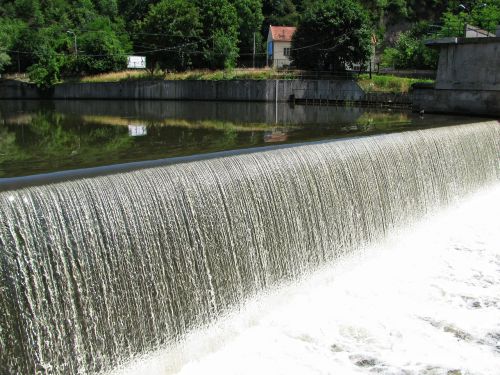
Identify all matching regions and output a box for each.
[74,16,131,74]
[263,0,299,26]
[196,0,240,69]
[26,24,68,87]
[0,19,26,73]
[291,0,372,71]
[0,51,11,73]
[118,0,155,25]
[135,0,202,71]
[440,0,500,36]
[95,0,120,18]
[28,50,66,88]
[231,0,264,57]
[381,22,438,69]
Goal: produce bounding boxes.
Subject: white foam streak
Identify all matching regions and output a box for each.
[115,184,500,375]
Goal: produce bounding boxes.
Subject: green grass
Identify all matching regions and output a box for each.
[76,70,164,83]
[65,70,433,94]
[73,68,299,83]
[357,74,434,93]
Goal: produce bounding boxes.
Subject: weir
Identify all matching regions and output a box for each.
[0,121,499,374]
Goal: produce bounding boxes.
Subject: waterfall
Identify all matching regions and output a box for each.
[1,121,499,374]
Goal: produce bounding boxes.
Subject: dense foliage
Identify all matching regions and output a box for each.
[381,22,438,69]
[0,0,131,86]
[0,0,499,85]
[134,0,202,71]
[440,0,500,36]
[196,0,240,69]
[291,0,372,70]
[381,0,500,69]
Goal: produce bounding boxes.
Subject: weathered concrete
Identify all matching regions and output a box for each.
[0,80,41,99]
[412,87,500,117]
[0,79,365,102]
[428,37,500,91]
[413,36,500,116]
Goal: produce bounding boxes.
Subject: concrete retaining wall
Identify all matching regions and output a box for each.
[412,87,500,116]
[0,79,365,102]
[0,80,41,99]
[414,36,500,116]
[433,38,500,91]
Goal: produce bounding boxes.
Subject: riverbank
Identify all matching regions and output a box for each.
[74,70,430,94]
[0,79,367,102]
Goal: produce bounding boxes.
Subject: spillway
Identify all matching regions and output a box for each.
[0,121,499,374]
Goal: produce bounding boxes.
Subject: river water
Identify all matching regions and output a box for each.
[0,100,498,374]
[0,100,487,178]
[112,183,500,375]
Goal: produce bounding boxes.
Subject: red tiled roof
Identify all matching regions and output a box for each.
[270,26,296,42]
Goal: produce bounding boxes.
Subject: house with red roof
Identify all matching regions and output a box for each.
[267,25,296,68]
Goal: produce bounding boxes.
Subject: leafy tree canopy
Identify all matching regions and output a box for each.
[440,0,500,36]
[381,0,500,70]
[263,0,299,26]
[0,19,25,72]
[0,0,131,85]
[291,0,372,71]
[2,0,497,86]
[381,22,438,69]
[134,0,202,71]
[196,0,240,69]
[231,0,264,55]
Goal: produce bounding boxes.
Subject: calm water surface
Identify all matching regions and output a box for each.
[0,100,486,178]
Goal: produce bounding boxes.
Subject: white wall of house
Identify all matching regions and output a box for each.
[267,33,293,68]
[272,41,292,68]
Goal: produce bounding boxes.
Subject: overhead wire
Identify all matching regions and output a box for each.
[1,29,355,59]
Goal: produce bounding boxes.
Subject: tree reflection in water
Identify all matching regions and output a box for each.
[0,100,482,178]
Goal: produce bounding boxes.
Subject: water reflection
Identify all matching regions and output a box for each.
[0,100,485,178]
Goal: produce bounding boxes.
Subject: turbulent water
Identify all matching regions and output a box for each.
[0,121,499,374]
[119,184,500,375]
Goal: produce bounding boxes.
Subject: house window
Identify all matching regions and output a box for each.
[284,48,291,56]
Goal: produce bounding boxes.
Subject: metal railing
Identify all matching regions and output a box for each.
[425,23,497,39]
[291,88,411,108]
[233,59,436,81]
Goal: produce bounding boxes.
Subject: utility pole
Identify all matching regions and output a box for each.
[253,32,256,69]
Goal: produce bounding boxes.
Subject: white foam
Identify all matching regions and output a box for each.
[110,183,500,375]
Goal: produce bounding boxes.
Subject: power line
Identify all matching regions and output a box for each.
[291,39,330,51]
[1,32,355,60]
[0,36,213,58]
[318,30,355,52]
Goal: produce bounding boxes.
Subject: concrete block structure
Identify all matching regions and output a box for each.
[413,34,500,116]
[266,26,296,69]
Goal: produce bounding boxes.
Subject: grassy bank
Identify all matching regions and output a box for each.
[77,69,298,83]
[357,74,434,93]
[58,70,434,94]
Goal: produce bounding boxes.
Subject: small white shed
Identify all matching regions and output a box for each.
[266,26,296,68]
